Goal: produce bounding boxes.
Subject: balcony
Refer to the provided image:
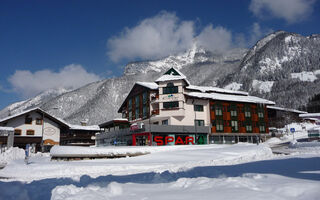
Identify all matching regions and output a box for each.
[151,109,160,115]
[150,94,159,104]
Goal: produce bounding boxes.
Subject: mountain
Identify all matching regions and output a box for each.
[1,31,319,125]
[0,88,69,118]
[219,31,320,109]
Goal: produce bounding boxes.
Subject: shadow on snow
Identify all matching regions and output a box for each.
[0,157,319,200]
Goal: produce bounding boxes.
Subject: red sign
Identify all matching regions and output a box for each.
[130,123,139,131]
[154,136,194,145]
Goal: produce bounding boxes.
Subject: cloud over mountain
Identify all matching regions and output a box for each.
[8,64,101,98]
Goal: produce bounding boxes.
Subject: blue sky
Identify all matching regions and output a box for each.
[0,0,319,109]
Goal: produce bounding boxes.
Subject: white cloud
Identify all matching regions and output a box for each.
[248,22,273,45]
[8,64,101,98]
[196,24,233,53]
[249,0,316,23]
[107,11,195,62]
[107,11,277,62]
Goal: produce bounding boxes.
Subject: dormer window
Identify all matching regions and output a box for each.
[25,115,32,124]
[163,82,178,94]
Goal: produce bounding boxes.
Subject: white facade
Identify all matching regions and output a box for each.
[3,110,61,145]
[144,78,211,127]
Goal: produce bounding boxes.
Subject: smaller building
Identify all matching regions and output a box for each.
[0,107,100,151]
[267,106,307,128]
[0,127,14,148]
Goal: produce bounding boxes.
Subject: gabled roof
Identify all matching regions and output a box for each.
[117,82,158,113]
[0,107,101,131]
[186,85,248,96]
[186,92,275,105]
[0,107,69,127]
[99,118,129,128]
[136,82,158,90]
[155,67,190,85]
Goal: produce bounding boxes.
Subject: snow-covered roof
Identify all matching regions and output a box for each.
[0,127,14,131]
[69,124,100,131]
[0,107,41,123]
[99,118,129,128]
[136,82,158,90]
[155,68,190,85]
[113,118,129,121]
[186,85,248,96]
[267,106,307,114]
[0,107,69,127]
[299,113,320,118]
[0,107,100,131]
[186,92,275,105]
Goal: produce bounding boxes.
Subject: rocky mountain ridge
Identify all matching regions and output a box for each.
[1,31,319,125]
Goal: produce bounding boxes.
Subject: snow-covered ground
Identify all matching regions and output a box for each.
[0,142,319,199]
[265,122,317,147]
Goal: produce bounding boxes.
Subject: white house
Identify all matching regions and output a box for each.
[0,107,100,151]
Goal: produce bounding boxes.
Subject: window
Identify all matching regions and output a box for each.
[26,129,35,135]
[258,111,264,118]
[163,101,179,109]
[231,120,238,132]
[143,105,148,118]
[215,105,223,116]
[135,108,140,119]
[128,99,132,120]
[216,119,224,132]
[194,105,204,112]
[163,82,178,94]
[122,112,127,119]
[230,104,237,117]
[14,129,21,135]
[195,120,204,126]
[259,125,265,132]
[135,96,140,108]
[246,125,252,132]
[128,111,132,121]
[36,118,43,125]
[162,119,168,125]
[143,92,148,103]
[259,122,266,132]
[128,98,132,108]
[244,105,251,118]
[25,115,32,124]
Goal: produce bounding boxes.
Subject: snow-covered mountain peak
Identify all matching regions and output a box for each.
[124,43,246,76]
[0,87,69,118]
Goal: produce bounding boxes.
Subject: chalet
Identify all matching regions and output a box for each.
[267,106,307,128]
[0,107,100,151]
[96,67,275,146]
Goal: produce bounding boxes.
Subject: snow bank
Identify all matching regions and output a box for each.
[50,145,193,158]
[0,147,25,165]
[1,144,273,182]
[52,173,320,200]
[264,137,283,146]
